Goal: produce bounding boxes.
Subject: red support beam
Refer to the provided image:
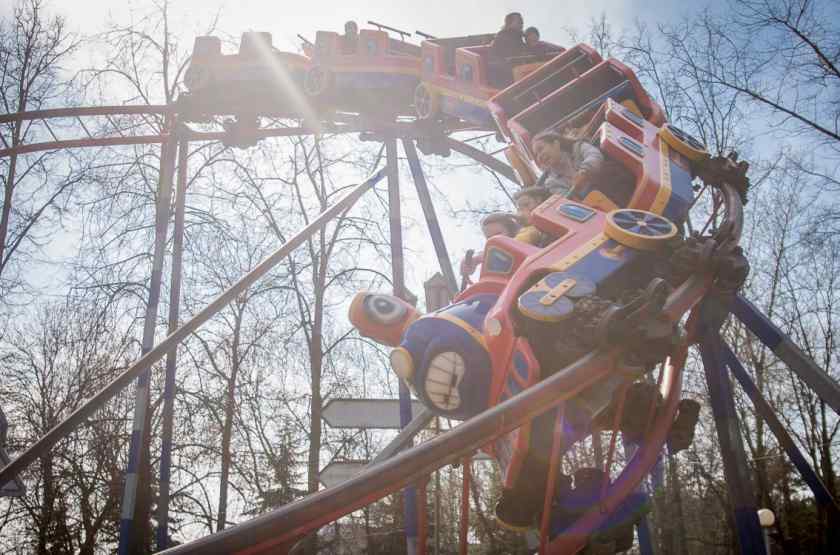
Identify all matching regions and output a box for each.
[540,406,567,554]
[0,104,171,124]
[0,135,169,157]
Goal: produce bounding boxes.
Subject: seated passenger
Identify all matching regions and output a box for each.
[532,131,635,206]
[342,21,359,54]
[460,212,521,278]
[513,186,552,246]
[489,12,527,87]
[524,27,550,56]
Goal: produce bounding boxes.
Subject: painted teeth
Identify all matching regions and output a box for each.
[425,351,465,411]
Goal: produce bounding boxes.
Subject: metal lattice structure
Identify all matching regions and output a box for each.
[1,36,839,555]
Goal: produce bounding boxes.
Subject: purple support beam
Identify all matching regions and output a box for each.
[732,294,840,416]
[722,344,840,515]
[156,136,190,550]
[622,439,660,555]
[119,118,178,555]
[386,138,419,554]
[402,138,458,296]
[444,137,520,185]
[697,296,765,554]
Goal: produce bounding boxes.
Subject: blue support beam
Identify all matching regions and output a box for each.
[386,138,418,554]
[699,336,766,554]
[697,297,766,554]
[722,343,840,514]
[119,121,178,555]
[732,294,840,416]
[623,439,660,555]
[402,138,458,296]
[156,136,190,551]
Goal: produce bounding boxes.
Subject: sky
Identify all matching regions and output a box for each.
[3,0,725,302]
[7,0,721,300]
[55,0,702,50]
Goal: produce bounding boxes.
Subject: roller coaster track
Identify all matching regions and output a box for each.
[2,55,839,554]
[157,179,742,555]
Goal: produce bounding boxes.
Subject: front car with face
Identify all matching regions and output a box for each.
[348,292,420,347]
[391,294,496,419]
[349,291,495,420]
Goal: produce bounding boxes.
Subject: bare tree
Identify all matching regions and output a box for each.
[178,213,298,532]
[0,0,82,302]
[0,292,135,554]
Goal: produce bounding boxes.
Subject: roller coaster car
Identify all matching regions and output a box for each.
[352,99,705,498]
[498,55,666,162]
[304,29,421,117]
[488,43,602,140]
[414,35,563,129]
[181,32,311,121]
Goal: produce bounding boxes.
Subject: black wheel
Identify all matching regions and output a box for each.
[414,83,440,120]
[304,66,332,97]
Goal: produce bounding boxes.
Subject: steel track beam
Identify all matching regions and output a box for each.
[0,169,386,489]
[445,137,519,185]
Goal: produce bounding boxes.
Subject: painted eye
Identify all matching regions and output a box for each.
[424,351,465,411]
[364,294,406,325]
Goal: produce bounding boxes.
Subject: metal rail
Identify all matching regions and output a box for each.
[0,169,386,489]
[445,137,520,185]
[0,104,171,124]
[4,70,810,555]
[0,105,483,158]
[157,179,744,554]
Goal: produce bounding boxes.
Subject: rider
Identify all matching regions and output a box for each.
[460,212,521,280]
[342,21,359,54]
[524,26,550,56]
[489,12,527,87]
[513,186,552,246]
[532,130,635,206]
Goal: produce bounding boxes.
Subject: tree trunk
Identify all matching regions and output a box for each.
[303,258,326,554]
[668,456,689,555]
[217,305,244,532]
[37,454,54,554]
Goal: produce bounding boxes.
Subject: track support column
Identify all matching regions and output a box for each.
[696,296,765,554]
[722,343,840,545]
[119,116,178,555]
[156,132,190,551]
[732,294,840,416]
[386,138,419,555]
[402,138,458,295]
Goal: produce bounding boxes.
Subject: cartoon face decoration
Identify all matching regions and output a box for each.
[348,292,420,347]
[390,294,497,420]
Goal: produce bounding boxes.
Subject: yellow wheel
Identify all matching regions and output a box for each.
[658,123,709,162]
[605,209,677,251]
[414,83,440,120]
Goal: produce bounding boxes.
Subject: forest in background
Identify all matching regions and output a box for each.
[0,0,838,553]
